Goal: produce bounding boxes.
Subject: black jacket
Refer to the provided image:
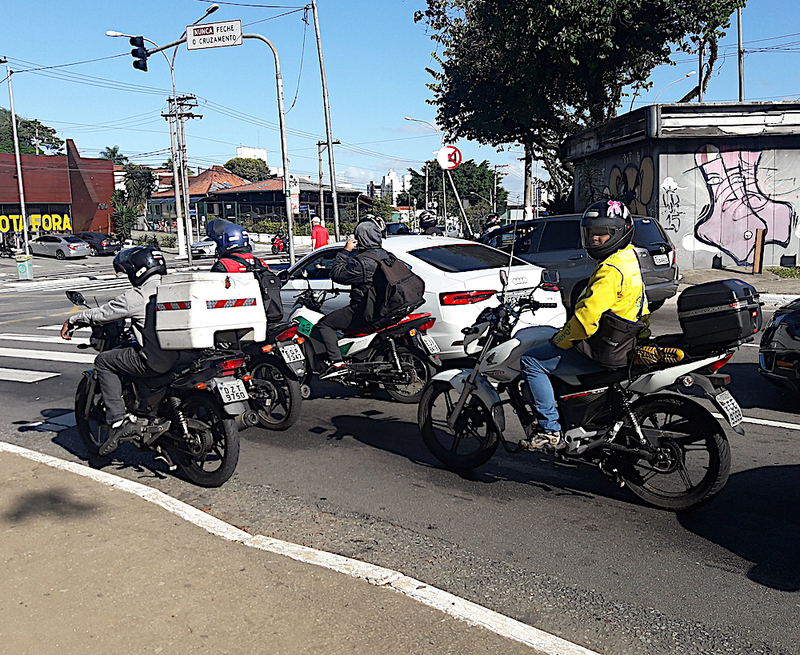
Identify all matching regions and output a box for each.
[331,247,391,310]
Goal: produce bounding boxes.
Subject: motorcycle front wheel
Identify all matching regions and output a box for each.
[172,392,240,487]
[418,381,499,470]
[75,375,112,458]
[271,244,279,255]
[249,357,302,431]
[384,346,433,404]
[615,395,731,511]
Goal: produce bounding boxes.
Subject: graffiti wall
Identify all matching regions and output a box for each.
[660,146,800,270]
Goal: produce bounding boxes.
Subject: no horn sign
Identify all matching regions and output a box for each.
[437,145,462,170]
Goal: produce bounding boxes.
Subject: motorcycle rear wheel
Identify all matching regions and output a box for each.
[616,395,730,511]
[75,375,112,458]
[384,347,433,404]
[418,381,499,470]
[249,357,302,431]
[271,244,279,255]
[172,393,240,487]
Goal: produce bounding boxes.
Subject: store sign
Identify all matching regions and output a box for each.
[0,214,72,233]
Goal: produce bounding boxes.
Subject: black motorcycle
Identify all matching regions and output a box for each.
[67,291,246,487]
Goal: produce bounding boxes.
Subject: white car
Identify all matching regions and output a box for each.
[191,239,217,258]
[279,235,566,360]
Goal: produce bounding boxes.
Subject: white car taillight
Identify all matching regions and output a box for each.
[439,290,496,305]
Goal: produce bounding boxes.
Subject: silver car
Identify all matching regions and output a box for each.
[29,234,91,259]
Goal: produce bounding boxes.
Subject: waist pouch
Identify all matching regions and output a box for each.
[574,310,647,369]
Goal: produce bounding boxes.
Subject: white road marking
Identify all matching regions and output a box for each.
[0,347,95,364]
[713,412,800,431]
[0,333,90,345]
[0,441,602,655]
[0,367,60,383]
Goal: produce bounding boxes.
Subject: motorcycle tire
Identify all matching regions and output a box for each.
[418,381,499,471]
[271,244,279,255]
[615,394,730,511]
[171,392,240,488]
[74,375,113,458]
[249,357,303,431]
[384,346,433,404]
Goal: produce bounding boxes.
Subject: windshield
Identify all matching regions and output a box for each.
[633,219,670,248]
[409,244,528,272]
[65,237,86,243]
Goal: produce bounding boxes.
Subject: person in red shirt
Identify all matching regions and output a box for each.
[311,217,330,250]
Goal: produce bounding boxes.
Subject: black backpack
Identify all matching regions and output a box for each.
[360,251,425,328]
[226,253,284,323]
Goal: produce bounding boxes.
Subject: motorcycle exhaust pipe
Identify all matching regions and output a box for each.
[236,409,260,430]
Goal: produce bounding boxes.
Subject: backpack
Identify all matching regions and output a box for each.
[360,251,425,328]
[225,253,284,323]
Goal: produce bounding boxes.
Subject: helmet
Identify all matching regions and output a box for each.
[205,218,251,256]
[580,199,634,261]
[113,246,167,287]
[360,213,386,237]
[481,213,500,231]
[419,210,438,229]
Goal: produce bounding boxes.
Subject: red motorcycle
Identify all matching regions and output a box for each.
[271,233,286,255]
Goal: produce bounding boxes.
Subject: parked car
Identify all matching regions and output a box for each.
[191,239,217,259]
[278,235,566,360]
[73,231,121,256]
[480,214,679,311]
[29,234,91,259]
[759,299,800,391]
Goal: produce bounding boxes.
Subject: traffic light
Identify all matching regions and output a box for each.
[129,36,148,72]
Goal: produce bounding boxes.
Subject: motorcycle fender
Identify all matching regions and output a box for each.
[431,368,505,432]
[671,375,745,435]
[223,401,249,417]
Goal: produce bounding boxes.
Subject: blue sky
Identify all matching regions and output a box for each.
[0,0,796,203]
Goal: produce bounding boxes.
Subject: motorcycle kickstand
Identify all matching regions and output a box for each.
[153,445,178,472]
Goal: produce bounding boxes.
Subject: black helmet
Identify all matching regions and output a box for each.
[114,246,167,286]
[481,213,500,231]
[419,210,438,229]
[206,218,251,256]
[581,200,634,261]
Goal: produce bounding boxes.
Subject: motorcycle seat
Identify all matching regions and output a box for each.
[343,312,431,338]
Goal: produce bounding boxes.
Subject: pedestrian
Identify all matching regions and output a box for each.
[311,217,330,250]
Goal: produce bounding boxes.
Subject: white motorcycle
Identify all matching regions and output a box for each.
[417,271,744,511]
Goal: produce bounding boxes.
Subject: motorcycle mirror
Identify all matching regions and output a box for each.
[499,269,508,288]
[65,290,87,307]
[277,269,289,283]
[541,269,560,285]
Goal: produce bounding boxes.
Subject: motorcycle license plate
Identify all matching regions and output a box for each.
[653,254,670,266]
[216,379,249,404]
[280,343,305,364]
[420,334,440,354]
[715,389,742,427]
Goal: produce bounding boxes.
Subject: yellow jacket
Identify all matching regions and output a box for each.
[553,244,649,350]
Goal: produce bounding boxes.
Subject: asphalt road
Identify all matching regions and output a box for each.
[0,262,797,655]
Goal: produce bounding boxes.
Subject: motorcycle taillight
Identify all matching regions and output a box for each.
[276,325,299,341]
[419,317,436,331]
[219,358,246,376]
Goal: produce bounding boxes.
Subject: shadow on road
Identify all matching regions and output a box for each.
[679,464,800,592]
[723,362,799,413]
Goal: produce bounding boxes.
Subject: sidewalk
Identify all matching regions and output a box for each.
[0,446,596,655]
[675,265,800,306]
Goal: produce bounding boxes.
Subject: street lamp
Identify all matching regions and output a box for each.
[654,71,697,104]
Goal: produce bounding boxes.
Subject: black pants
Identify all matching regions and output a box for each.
[94,347,166,424]
[317,306,366,362]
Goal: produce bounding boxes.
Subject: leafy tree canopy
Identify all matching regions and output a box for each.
[122,164,156,215]
[224,157,273,182]
[99,145,128,165]
[0,107,64,155]
[368,196,397,221]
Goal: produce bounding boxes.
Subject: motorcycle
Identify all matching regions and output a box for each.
[271,233,286,255]
[0,241,16,258]
[417,271,743,511]
[290,287,440,403]
[66,290,246,488]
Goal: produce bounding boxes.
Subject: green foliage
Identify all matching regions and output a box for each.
[123,164,156,215]
[98,145,128,165]
[135,233,176,248]
[767,267,800,279]
[369,196,398,221]
[0,108,64,155]
[224,157,273,182]
[111,190,137,242]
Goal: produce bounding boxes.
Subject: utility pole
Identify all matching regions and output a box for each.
[737,8,745,102]
[698,41,704,103]
[311,0,340,241]
[317,139,340,225]
[175,95,201,260]
[492,164,508,214]
[162,96,186,259]
[424,163,429,211]
[2,62,30,256]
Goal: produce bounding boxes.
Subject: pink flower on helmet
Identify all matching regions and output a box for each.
[607,200,624,217]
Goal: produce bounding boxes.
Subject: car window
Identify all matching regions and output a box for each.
[633,218,669,247]
[537,220,581,252]
[44,236,59,243]
[292,248,341,280]
[512,224,541,255]
[409,244,528,272]
[65,237,85,243]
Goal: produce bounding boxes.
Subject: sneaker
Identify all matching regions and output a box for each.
[99,415,138,456]
[519,429,565,452]
[319,361,350,380]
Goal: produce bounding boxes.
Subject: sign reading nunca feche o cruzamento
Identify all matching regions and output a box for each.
[186,20,243,51]
[0,214,72,233]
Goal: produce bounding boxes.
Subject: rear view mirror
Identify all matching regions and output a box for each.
[542,269,560,285]
[66,290,87,307]
[499,269,508,288]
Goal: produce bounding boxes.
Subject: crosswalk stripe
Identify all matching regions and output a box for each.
[0,347,96,364]
[0,279,130,294]
[0,333,90,345]
[0,367,60,383]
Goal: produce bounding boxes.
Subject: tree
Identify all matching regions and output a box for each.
[368,196,397,222]
[111,190,137,242]
[98,145,128,165]
[224,157,273,182]
[415,0,745,212]
[0,108,63,155]
[122,164,156,215]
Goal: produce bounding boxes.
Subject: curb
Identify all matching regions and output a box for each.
[0,441,601,655]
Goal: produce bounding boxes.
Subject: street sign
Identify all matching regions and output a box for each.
[186,20,243,51]
[436,145,462,170]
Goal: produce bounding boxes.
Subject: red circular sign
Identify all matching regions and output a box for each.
[437,145,462,170]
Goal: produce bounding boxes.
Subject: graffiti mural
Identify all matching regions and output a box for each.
[660,176,686,233]
[605,155,655,216]
[693,146,796,265]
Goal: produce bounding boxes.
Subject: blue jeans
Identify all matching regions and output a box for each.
[519,333,603,433]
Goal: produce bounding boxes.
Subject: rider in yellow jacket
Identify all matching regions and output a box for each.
[519,200,648,451]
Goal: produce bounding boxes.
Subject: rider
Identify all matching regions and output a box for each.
[206,218,269,273]
[419,210,443,236]
[479,212,501,239]
[518,199,648,451]
[61,247,184,455]
[316,215,389,380]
